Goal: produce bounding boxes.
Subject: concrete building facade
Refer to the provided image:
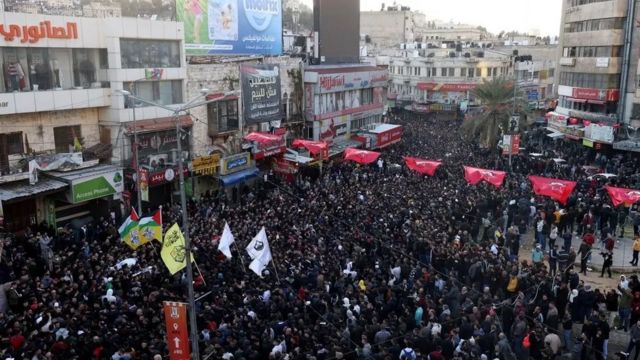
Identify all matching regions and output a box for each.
[360,9,417,48]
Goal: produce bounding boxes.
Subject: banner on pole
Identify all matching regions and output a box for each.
[163,301,191,360]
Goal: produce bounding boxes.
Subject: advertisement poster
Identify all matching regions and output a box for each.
[241,64,282,125]
[4,0,174,20]
[178,0,282,55]
[163,302,190,360]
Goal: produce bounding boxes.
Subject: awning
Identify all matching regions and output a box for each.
[219,167,259,186]
[546,130,564,139]
[328,139,363,157]
[566,98,586,103]
[0,178,68,203]
[125,115,192,134]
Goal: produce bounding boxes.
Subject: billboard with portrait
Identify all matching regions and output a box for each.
[178,0,282,55]
[241,64,282,125]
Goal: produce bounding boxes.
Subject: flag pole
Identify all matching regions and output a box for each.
[271,255,282,284]
[234,242,247,273]
[194,260,207,286]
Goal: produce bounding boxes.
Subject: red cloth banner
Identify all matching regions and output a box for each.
[463,166,507,188]
[403,157,442,176]
[291,139,329,159]
[163,302,190,360]
[243,132,283,143]
[605,185,640,207]
[528,175,576,205]
[344,148,381,165]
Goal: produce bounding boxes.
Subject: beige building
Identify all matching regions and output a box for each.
[388,49,512,109]
[556,0,626,122]
[361,9,418,48]
[417,21,487,44]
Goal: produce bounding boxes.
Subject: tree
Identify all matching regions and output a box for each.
[463,77,526,148]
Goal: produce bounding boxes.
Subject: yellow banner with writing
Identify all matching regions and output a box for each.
[161,223,194,275]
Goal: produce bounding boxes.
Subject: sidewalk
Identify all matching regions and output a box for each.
[570,233,638,273]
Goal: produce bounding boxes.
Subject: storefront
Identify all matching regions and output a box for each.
[217,152,259,203]
[191,154,221,198]
[243,132,287,161]
[47,165,123,226]
[416,83,477,105]
[304,65,387,144]
[0,178,68,233]
[124,117,193,207]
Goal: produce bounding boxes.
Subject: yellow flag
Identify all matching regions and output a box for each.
[161,224,194,275]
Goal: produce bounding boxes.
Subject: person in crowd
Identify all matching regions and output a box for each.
[0,113,637,360]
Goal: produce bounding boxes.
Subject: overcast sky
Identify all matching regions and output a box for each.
[301,0,562,37]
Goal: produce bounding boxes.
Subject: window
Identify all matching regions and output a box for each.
[486,67,493,77]
[468,68,475,78]
[54,125,81,153]
[460,68,467,77]
[124,80,183,108]
[207,100,239,134]
[558,71,620,88]
[0,132,23,156]
[361,88,374,105]
[448,68,455,77]
[440,68,446,76]
[477,68,482,77]
[568,0,612,6]
[549,68,555,77]
[564,17,625,33]
[492,68,498,77]
[120,39,181,69]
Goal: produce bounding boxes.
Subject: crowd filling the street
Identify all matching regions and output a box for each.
[4,112,640,360]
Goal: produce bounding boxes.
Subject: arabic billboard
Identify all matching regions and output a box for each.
[3,0,175,20]
[178,0,282,55]
[241,64,282,125]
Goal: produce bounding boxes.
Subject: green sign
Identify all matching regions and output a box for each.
[71,170,124,203]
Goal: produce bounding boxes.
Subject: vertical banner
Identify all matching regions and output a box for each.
[240,64,282,125]
[140,168,149,202]
[163,301,190,360]
[502,135,520,155]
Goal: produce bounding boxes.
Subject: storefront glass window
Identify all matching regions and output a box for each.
[124,80,183,108]
[120,39,181,69]
[0,47,108,92]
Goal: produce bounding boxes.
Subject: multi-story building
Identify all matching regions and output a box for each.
[417,21,489,46]
[303,65,388,153]
[388,49,512,112]
[0,10,187,231]
[554,0,627,148]
[360,6,421,48]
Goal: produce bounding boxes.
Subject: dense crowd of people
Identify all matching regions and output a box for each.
[1,112,640,360]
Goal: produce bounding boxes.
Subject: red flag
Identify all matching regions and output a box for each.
[463,166,506,188]
[344,148,381,165]
[528,175,576,205]
[403,157,442,176]
[605,185,640,207]
[292,139,329,159]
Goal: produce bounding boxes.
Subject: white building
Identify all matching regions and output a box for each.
[0,11,186,230]
[388,49,512,111]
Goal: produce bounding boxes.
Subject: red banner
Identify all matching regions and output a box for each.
[376,127,403,149]
[528,175,576,205]
[502,135,520,155]
[605,185,640,207]
[291,139,329,159]
[463,166,507,188]
[163,302,190,360]
[344,148,381,165]
[244,132,286,160]
[403,157,442,176]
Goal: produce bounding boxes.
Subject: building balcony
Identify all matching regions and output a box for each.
[0,87,112,115]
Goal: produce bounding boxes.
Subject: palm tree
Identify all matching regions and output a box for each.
[463,76,526,148]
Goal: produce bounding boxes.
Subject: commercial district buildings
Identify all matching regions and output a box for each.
[2,0,640,232]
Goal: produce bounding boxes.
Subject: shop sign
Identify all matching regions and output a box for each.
[148,167,188,186]
[417,83,477,92]
[137,129,190,162]
[583,139,594,148]
[584,124,614,144]
[220,153,252,176]
[572,87,620,101]
[316,70,387,93]
[0,21,78,43]
[71,169,124,203]
[191,154,220,176]
[319,116,349,143]
[304,84,314,118]
[561,126,584,140]
[139,168,149,201]
[595,58,609,68]
[376,127,403,149]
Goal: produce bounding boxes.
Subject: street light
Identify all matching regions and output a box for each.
[122,88,238,360]
[117,89,142,216]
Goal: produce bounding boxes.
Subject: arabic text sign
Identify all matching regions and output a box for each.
[179,0,282,55]
[0,21,78,43]
[241,64,282,125]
